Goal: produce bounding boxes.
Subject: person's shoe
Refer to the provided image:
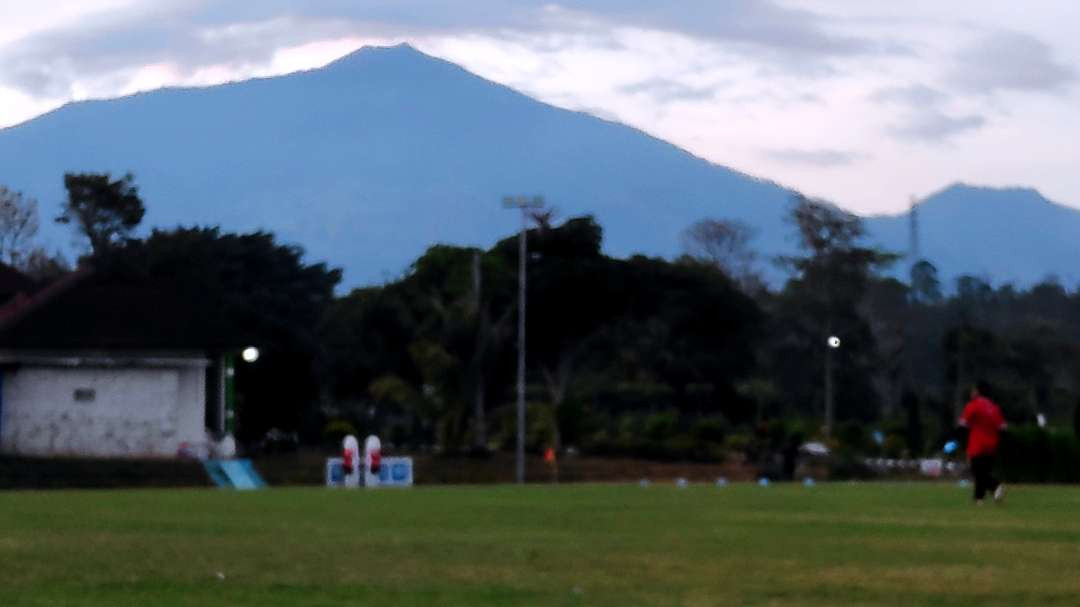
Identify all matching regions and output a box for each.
[974,499,984,506]
[993,484,1006,503]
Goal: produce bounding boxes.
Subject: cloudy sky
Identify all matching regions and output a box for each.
[1,1,1077,215]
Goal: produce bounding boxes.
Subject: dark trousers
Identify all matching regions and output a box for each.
[971,454,1000,500]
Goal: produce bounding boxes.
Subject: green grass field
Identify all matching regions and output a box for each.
[3,483,1080,606]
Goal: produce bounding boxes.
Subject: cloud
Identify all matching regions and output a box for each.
[870,84,948,107]
[892,110,986,142]
[870,83,986,143]
[765,148,861,167]
[0,5,365,97]
[949,31,1075,95]
[560,0,885,58]
[619,77,717,102]
[0,0,897,98]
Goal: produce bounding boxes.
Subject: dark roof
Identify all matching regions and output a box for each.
[0,263,37,305]
[0,270,246,350]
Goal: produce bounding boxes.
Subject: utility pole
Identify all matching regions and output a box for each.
[909,195,920,270]
[471,251,486,452]
[825,335,841,439]
[502,195,544,484]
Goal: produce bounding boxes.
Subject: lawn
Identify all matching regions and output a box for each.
[2,483,1080,606]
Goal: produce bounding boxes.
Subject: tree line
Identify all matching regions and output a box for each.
[4,174,1080,465]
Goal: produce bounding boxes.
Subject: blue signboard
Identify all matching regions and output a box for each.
[326,456,413,487]
[378,457,414,486]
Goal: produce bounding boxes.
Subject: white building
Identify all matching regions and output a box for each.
[0,269,235,458]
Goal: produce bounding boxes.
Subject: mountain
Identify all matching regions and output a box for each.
[0,43,1077,288]
[866,184,1080,287]
[0,43,794,287]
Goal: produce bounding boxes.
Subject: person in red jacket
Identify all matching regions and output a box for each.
[959,380,1008,504]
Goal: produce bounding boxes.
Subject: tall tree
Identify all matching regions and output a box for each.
[57,173,145,256]
[402,244,514,451]
[909,260,942,304]
[681,218,760,290]
[776,195,897,426]
[0,186,40,267]
[99,227,342,441]
[781,195,897,306]
[508,217,611,452]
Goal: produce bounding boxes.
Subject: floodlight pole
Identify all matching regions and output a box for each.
[824,346,833,439]
[503,195,543,484]
[825,335,840,440]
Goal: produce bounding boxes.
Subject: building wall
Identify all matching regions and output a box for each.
[0,365,207,458]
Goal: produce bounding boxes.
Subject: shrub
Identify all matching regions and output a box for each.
[997,426,1080,483]
[322,419,358,445]
[643,411,678,441]
[691,417,729,444]
[583,434,725,463]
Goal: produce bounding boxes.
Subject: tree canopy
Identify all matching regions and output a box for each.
[57,172,145,256]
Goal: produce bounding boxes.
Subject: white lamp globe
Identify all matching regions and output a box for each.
[827,336,841,349]
[241,347,260,363]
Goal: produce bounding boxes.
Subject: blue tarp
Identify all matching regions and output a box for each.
[204,459,266,490]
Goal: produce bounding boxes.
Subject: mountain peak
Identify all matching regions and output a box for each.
[924,182,1049,209]
[325,43,432,70]
[939,182,1040,197]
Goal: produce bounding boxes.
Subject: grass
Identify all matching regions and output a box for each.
[3,483,1080,606]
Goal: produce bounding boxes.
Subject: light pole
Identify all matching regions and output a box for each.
[825,335,841,439]
[220,346,260,457]
[502,195,543,484]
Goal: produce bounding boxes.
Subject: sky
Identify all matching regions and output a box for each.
[0,1,1077,215]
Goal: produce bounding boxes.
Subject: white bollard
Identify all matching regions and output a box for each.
[342,435,361,488]
[364,435,382,488]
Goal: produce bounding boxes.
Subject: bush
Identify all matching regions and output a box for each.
[557,399,601,448]
[584,434,725,463]
[322,419,358,445]
[835,421,869,454]
[882,434,907,459]
[827,454,876,481]
[643,412,678,441]
[691,417,729,444]
[724,433,753,453]
[998,426,1080,483]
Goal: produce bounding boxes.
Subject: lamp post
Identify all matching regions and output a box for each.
[224,346,260,438]
[825,335,841,439]
[502,195,544,484]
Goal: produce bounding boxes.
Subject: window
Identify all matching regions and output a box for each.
[73,388,96,402]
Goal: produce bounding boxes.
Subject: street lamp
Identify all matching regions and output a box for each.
[824,335,840,439]
[224,346,261,439]
[502,195,544,484]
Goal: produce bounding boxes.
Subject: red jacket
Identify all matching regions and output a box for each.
[960,396,1005,458]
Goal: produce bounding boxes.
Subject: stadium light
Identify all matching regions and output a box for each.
[503,195,544,485]
[824,335,840,439]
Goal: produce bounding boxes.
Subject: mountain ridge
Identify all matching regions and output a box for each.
[0,44,1076,288]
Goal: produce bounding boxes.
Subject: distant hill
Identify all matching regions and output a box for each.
[0,44,1076,288]
[866,184,1080,287]
[0,44,794,287]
